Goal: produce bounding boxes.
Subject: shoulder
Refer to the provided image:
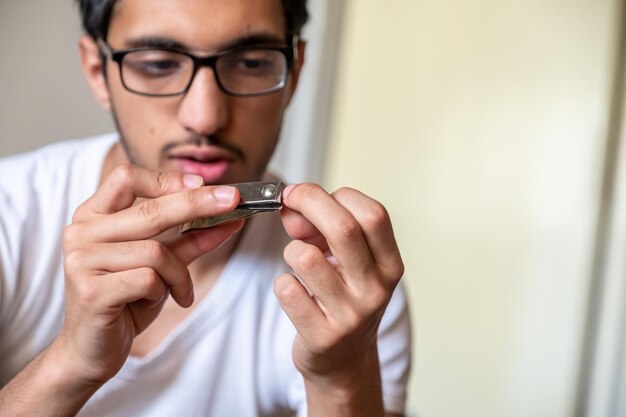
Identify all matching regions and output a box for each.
[0,133,117,214]
[0,133,117,327]
[0,133,116,189]
[0,133,118,277]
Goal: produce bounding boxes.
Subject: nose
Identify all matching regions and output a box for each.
[177,67,229,137]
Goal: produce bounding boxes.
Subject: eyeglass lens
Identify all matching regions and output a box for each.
[120,49,288,96]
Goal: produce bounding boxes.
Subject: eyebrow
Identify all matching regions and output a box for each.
[124,37,185,50]
[123,34,287,52]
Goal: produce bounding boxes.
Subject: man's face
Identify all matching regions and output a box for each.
[100,0,301,184]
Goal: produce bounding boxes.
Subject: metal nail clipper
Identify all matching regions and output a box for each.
[180,181,285,232]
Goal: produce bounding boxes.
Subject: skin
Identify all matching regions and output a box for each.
[0,1,405,416]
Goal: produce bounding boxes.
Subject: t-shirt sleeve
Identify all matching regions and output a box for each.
[288,281,413,416]
[378,281,412,414]
[0,182,26,331]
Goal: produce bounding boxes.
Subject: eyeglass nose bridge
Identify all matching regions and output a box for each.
[184,55,226,94]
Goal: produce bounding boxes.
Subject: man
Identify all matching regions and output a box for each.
[0,0,411,416]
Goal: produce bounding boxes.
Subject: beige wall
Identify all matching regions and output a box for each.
[325,0,620,416]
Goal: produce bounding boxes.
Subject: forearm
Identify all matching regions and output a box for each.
[0,343,101,417]
[304,345,385,417]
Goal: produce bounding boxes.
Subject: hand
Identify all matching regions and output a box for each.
[56,165,242,386]
[274,183,404,393]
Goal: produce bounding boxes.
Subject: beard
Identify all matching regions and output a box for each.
[110,107,141,166]
[109,107,246,172]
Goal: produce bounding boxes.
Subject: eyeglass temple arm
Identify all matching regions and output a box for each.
[292,36,300,61]
[96,38,113,59]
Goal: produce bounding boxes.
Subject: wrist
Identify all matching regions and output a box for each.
[0,342,104,417]
[303,345,385,417]
[43,338,106,395]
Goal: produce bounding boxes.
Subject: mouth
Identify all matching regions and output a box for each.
[168,147,237,184]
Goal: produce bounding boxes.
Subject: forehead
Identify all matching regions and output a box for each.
[108,0,287,50]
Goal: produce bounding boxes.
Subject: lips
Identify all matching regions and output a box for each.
[168,146,237,184]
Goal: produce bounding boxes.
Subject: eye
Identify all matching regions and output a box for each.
[237,58,272,70]
[139,59,181,74]
[221,49,281,75]
[124,51,189,77]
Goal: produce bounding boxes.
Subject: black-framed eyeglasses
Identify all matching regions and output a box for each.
[97,39,296,97]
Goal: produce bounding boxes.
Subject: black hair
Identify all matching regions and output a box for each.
[76,0,309,41]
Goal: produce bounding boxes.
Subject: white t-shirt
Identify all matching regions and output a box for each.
[0,134,411,416]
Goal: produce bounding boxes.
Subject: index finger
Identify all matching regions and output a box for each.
[279,205,327,251]
[77,165,205,219]
[86,185,240,243]
[281,183,374,279]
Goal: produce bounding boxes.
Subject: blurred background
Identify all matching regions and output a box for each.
[2,0,626,416]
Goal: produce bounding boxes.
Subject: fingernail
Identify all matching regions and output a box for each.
[183,174,204,189]
[282,184,296,200]
[212,186,237,203]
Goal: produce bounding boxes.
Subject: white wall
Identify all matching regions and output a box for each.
[325,0,620,416]
[0,0,114,156]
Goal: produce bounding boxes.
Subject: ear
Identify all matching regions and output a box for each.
[78,35,112,111]
[285,40,306,105]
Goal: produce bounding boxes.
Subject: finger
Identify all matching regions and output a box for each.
[77,165,205,219]
[280,206,328,251]
[330,188,405,284]
[168,219,244,265]
[85,185,239,242]
[282,183,375,279]
[283,240,351,316]
[273,273,328,345]
[75,240,193,307]
[98,268,170,335]
[127,298,169,336]
[96,267,169,308]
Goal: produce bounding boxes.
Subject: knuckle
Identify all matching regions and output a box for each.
[331,186,357,203]
[63,223,82,248]
[367,286,391,311]
[360,201,390,232]
[382,257,405,286]
[274,276,301,304]
[333,216,361,242]
[139,267,161,291]
[183,188,204,208]
[155,171,171,194]
[74,278,99,306]
[340,310,361,334]
[334,186,355,195]
[115,268,162,301]
[71,203,89,223]
[392,259,405,282]
[143,240,167,263]
[297,182,323,200]
[110,164,136,188]
[295,245,322,273]
[116,274,135,295]
[63,247,87,272]
[137,199,163,227]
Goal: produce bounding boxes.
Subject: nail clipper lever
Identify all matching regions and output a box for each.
[180,181,285,232]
